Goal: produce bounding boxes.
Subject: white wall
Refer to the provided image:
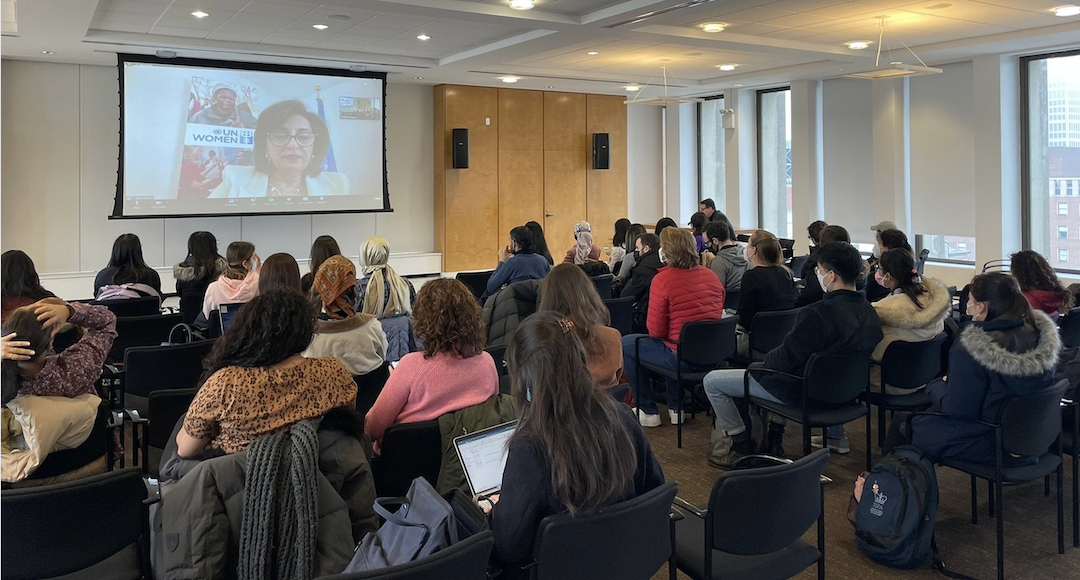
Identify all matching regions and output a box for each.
[627,105,663,224]
[1,60,435,283]
[822,78,875,242]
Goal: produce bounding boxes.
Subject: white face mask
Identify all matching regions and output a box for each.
[658,248,666,264]
[817,269,831,293]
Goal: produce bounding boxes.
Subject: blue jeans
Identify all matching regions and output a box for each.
[703,369,844,439]
[622,334,684,415]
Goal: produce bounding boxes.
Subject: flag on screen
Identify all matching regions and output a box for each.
[316,97,338,173]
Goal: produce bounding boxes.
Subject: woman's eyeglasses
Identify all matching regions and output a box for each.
[268,131,317,147]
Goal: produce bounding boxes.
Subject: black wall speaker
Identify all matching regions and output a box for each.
[452,128,469,169]
[592,133,610,170]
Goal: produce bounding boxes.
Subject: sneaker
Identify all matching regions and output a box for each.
[708,449,744,470]
[810,435,850,454]
[632,408,661,427]
[668,409,685,425]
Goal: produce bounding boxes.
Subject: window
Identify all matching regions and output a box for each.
[698,96,726,208]
[758,88,792,239]
[1023,49,1080,272]
[915,234,977,264]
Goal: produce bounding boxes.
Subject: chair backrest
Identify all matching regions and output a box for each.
[916,249,930,275]
[880,334,947,390]
[179,290,205,325]
[591,274,613,300]
[748,309,799,354]
[123,340,216,399]
[109,313,184,362]
[374,420,443,497]
[999,379,1070,458]
[315,530,494,580]
[355,363,392,418]
[708,449,829,555]
[736,234,750,243]
[1059,308,1080,349]
[91,296,161,317]
[788,255,809,278]
[805,352,870,405]
[532,482,678,580]
[456,270,495,302]
[1,468,148,580]
[207,302,246,339]
[981,259,1009,273]
[677,317,739,368]
[485,345,508,376]
[603,296,635,336]
[723,289,741,310]
[148,388,199,454]
[778,238,795,259]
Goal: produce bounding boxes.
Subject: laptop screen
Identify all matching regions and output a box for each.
[218,304,239,331]
[455,422,516,496]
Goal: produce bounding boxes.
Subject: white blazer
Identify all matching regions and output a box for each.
[208,165,351,199]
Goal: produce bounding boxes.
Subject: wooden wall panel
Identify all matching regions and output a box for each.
[442,85,499,272]
[586,94,629,255]
[433,86,446,257]
[544,150,588,254]
[544,92,586,151]
[499,89,544,241]
[499,89,543,151]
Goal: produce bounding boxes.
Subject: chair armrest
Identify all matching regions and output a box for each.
[820,474,833,485]
[732,454,792,469]
[744,366,805,382]
[906,411,998,441]
[669,508,685,523]
[672,496,707,519]
[124,409,148,425]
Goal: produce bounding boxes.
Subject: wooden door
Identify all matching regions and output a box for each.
[498,89,545,242]
[543,92,587,254]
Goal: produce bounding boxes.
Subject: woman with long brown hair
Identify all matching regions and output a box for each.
[201,241,260,320]
[538,264,621,389]
[1010,249,1073,317]
[490,312,664,568]
[735,229,796,355]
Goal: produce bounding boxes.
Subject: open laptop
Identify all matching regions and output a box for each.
[453,421,517,504]
[217,303,242,332]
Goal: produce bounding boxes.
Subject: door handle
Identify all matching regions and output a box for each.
[545,213,554,218]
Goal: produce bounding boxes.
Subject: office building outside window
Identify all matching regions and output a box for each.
[1061,249,1070,263]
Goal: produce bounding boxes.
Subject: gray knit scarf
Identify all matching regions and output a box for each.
[238,420,319,580]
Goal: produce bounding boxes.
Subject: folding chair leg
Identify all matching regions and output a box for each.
[971,475,979,525]
[995,479,1005,580]
[818,484,826,580]
[878,401,886,450]
[1058,462,1065,555]
[1073,449,1079,547]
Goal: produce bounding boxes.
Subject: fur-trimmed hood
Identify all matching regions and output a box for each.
[873,277,951,330]
[959,309,1061,377]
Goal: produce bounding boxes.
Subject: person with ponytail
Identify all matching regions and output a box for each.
[1010,249,1073,318]
[490,312,664,569]
[201,241,260,321]
[735,230,796,346]
[885,272,1062,466]
[356,236,415,318]
[562,221,602,265]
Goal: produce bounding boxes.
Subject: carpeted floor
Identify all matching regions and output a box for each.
[644,403,1080,580]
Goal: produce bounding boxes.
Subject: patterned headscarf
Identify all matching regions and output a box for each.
[573,221,593,265]
[313,255,357,320]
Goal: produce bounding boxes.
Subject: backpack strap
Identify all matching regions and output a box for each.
[930,536,979,580]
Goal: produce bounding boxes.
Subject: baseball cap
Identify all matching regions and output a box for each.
[211,83,237,97]
[870,220,897,232]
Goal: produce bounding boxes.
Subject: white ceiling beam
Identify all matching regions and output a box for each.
[579,0,691,26]
[352,0,580,27]
[630,24,873,59]
[439,29,558,66]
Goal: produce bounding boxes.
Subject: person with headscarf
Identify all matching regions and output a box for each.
[356,236,417,361]
[562,221,602,265]
[303,255,388,376]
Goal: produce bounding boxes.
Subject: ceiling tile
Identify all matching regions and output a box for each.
[438,35,487,47]
[170,0,254,9]
[760,26,833,39]
[762,12,838,27]
[362,13,436,30]
[260,35,320,48]
[718,6,799,24]
[804,1,893,19]
[92,11,159,25]
[155,16,228,31]
[97,0,169,16]
[148,25,213,38]
[336,24,399,39]
[410,20,485,37]
[901,0,1060,27]
[724,22,792,35]
[207,31,271,43]
[225,12,295,28]
[96,21,154,34]
[361,45,408,56]
[238,2,317,18]
[971,0,1064,13]
[468,26,522,39]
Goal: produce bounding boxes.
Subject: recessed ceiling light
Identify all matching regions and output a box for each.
[40,50,55,55]
[191,11,209,19]
[313,24,329,30]
[1055,5,1080,16]
[734,84,744,87]
[701,22,727,33]
[501,76,519,83]
[415,76,424,80]
[890,61,903,65]
[509,0,535,10]
[417,34,431,40]
[587,51,600,55]
[718,64,737,71]
[846,40,872,50]
[624,84,642,91]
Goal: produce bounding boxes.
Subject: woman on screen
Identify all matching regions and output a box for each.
[208,100,350,199]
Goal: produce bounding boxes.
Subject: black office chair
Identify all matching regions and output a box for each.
[981,259,1010,273]
[91,296,161,317]
[315,530,494,580]
[916,248,930,275]
[355,362,392,419]
[778,238,795,260]
[206,302,246,339]
[673,450,830,580]
[743,309,799,363]
[1061,390,1079,548]
[1059,308,1080,349]
[22,402,112,481]
[144,388,199,478]
[863,335,946,453]
[122,340,215,415]
[372,420,442,498]
[910,380,1069,580]
[736,234,750,243]
[108,313,184,363]
[456,270,496,303]
[748,352,872,470]
[723,289,740,311]
[528,482,679,580]
[788,255,809,279]
[603,296,635,336]
[590,274,614,300]
[1,468,150,580]
[636,317,739,448]
[179,290,205,325]
[485,345,508,377]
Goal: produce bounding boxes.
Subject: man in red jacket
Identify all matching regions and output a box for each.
[621,228,726,427]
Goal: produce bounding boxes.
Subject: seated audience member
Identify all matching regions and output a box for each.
[177,292,356,457]
[654,217,677,237]
[1,251,56,324]
[689,212,708,254]
[201,241,260,321]
[736,230,797,355]
[303,255,388,376]
[1011,249,1072,318]
[2,300,116,403]
[622,228,725,427]
[886,273,1061,466]
[539,264,622,389]
[490,312,664,568]
[94,233,162,299]
[364,278,498,449]
[357,236,416,360]
[173,231,226,298]
[563,221,602,264]
[606,218,632,273]
[525,221,554,266]
[488,226,552,294]
[615,224,647,283]
[704,243,883,466]
[801,220,828,281]
[795,225,852,308]
[866,228,914,302]
[869,220,897,261]
[704,221,747,292]
[257,252,303,295]
[300,235,341,294]
[621,233,663,331]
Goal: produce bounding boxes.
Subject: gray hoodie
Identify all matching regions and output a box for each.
[710,244,748,291]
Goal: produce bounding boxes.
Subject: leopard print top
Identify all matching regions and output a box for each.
[183,357,356,454]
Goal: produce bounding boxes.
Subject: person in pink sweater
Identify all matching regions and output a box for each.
[201,241,261,320]
[365,278,498,449]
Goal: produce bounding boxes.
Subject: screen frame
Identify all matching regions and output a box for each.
[112,52,391,220]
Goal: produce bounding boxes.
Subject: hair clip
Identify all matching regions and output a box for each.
[558,318,575,335]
